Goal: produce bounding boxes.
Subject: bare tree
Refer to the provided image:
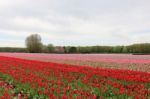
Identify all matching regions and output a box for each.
[25,34,43,53]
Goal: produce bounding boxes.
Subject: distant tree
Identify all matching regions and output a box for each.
[122,46,128,53]
[47,44,55,53]
[0,47,27,52]
[91,46,99,53]
[42,45,48,53]
[113,46,123,53]
[69,47,77,53]
[64,46,70,53]
[142,43,150,53]
[129,43,150,54]
[25,34,43,53]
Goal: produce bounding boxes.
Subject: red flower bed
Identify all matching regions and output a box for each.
[0,56,150,98]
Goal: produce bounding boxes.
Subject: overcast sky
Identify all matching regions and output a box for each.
[0,0,150,47]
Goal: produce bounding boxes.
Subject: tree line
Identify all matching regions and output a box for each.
[63,44,150,54]
[0,34,150,54]
[0,47,27,52]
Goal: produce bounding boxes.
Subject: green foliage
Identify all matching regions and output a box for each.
[113,46,123,53]
[122,46,128,53]
[69,47,77,53]
[65,43,150,54]
[47,44,55,53]
[127,43,150,54]
[0,47,27,52]
[0,88,5,97]
[25,34,43,53]
[0,73,49,99]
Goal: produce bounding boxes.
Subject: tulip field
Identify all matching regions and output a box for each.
[0,53,150,99]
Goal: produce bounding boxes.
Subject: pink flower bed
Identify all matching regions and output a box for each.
[0,53,150,64]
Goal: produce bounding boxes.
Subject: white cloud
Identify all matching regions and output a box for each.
[0,39,24,47]
[0,0,150,47]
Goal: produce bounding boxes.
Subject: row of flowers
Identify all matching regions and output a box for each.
[0,56,150,98]
[1,53,150,64]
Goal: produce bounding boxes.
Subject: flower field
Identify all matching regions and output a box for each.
[0,53,150,99]
[1,53,150,72]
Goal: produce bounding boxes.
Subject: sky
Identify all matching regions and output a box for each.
[0,0,150,47]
